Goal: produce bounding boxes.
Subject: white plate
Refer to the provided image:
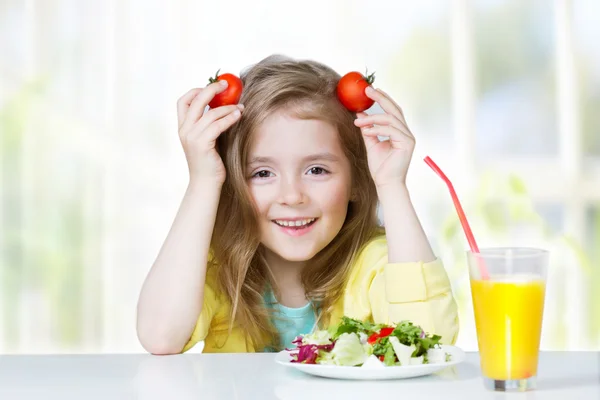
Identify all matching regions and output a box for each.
[275,345,465,380]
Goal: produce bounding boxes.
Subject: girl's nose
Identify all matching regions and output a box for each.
[277,178,306,206]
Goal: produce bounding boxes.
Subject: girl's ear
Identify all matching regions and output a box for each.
[350,190,359,202]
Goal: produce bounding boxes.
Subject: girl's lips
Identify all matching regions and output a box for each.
[272,218,318,237]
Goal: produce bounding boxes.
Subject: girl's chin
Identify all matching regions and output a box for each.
[271,249,316,263]
[261,242,322,263]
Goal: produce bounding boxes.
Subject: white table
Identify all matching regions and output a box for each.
[0,352,598,399]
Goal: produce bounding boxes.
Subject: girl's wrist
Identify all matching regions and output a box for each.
[187,178,223,197]
[376,183,410,204]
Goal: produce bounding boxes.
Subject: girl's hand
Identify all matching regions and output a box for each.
[353,87,415,189]
[177,81,244,186]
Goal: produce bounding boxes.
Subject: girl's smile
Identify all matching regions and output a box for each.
[272,217,319,237]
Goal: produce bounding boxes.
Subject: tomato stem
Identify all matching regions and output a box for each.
[208,68,221,84]
[364,68,376,85]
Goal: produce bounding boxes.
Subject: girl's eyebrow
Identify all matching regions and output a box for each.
[303,152,340,163]
[247,152,340,165]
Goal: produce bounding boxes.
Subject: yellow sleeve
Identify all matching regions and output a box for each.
[181,268,221,353]
[344,236,459,345]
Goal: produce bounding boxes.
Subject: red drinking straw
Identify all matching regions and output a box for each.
[424,156,490,280]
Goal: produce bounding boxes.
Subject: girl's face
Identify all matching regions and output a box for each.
[247,109,353,263]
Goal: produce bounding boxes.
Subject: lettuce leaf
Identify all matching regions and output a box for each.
[329,333,369,366]
[332,317,379,339]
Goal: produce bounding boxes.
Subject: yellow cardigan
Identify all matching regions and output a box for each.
[182,236,459,353]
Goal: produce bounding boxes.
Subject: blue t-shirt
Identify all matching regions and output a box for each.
[263,290,316,351]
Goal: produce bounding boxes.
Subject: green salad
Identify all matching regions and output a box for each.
[288,317,452,367]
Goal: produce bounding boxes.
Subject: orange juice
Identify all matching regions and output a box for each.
[471,277,545,380]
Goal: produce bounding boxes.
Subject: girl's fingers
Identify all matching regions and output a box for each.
[361,130,380,152]
[202,107,243,143]
[355,113,397,127]
[356,113,414,139]
[375,88,406,119]
[355,112,408,129]
[356,113,379,151]
[355,112,374,130]
[196,104,244,132]
[362,125,415,149]
[364,87,406,124]
[182,81,229,130]
[177,88,203,129]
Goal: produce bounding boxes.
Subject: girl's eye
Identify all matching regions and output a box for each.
[253,170,273,179]
[307,167,328,175]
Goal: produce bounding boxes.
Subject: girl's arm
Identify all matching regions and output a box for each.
[350,88,457,342]
[136,182,221,354]
[354,87,436,264]
[377,185,436,263]
[136,82,244,354]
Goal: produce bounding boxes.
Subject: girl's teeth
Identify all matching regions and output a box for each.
[275,218,314,227]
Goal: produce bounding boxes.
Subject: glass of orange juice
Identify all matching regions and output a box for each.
[467,247,549,392]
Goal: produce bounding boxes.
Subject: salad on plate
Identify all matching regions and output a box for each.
[286,317,452,368]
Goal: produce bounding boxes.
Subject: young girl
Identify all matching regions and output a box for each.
[136,55,459,354]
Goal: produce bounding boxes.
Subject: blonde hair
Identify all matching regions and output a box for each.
[210,54,383,351]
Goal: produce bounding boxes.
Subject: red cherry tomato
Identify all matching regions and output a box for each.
[336,70,376,112]
[379,327,394,338]
[207,69,243,108]
[367,326,395,344]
